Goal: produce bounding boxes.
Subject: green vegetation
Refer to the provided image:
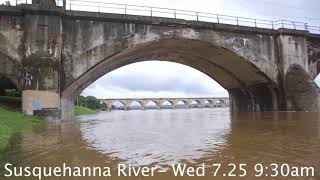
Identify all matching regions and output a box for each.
[74,106,98,116]
[0,107,40,151]
[3,89,20,97]
[74,95,104,116]
[0,96,21,104]
[0,96,21,110]
[0,78,37,150]
[0,81,21,110]
[75,95,102,110]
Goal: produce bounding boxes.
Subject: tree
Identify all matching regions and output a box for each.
[74,95,101,110]
[86,96,100,110]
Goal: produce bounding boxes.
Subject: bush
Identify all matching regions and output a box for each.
[4,89,20,97]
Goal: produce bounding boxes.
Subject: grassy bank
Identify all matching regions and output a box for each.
[74,106,98,116]
[0,107,40,151]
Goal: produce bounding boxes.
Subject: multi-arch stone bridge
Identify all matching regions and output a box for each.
[100,97,230,110]
[0,1,320,120]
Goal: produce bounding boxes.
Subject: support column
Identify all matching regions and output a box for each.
[157,99,162,109]
[141,100,147,110]
[277,32,319,111]
[269,86,279,111]
[229,88,254,112]
[200,100,206,108]
[21,14,62,118]
[172,99,177,109]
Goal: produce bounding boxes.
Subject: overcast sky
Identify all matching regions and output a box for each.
[3,0,319,98]
[83,61,228,98]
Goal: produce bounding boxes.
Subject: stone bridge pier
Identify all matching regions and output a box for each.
[0,2,319,120]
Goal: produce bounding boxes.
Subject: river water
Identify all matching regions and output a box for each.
[1,108,320,179]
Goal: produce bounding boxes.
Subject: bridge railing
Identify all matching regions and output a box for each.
[66,0,319,33]
[3,0,320,33]
[5,0,65,7]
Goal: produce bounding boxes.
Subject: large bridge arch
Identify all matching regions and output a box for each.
[61,36,280,119]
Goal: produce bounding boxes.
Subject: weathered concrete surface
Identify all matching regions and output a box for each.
[308,35,320,80]
[60,15,282,118]
[22,90,60,114]
[20,13,62,114]
[101,97,229,110]
[0,5,319,120]
[61,19,279,89]
[0,15,24,90]
[284,65,318,111]
[278,34,319,111]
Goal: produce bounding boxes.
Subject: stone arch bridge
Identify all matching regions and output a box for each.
[101,97,229,110]
[0,2,319,120]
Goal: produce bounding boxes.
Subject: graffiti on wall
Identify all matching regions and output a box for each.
[19,67,33,88]
[31,100,42,110]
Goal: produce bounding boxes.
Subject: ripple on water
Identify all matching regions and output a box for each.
[78,108,231,166]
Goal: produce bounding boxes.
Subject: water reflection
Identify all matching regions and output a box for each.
[0,109,319,179]
[79,109,230,166]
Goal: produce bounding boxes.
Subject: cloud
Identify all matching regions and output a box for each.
[82,61,228,98]
[315,75,320,88]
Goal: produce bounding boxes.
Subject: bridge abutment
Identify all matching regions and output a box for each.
[278,34,319,111]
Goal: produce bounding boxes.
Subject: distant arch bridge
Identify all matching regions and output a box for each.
[100,97,229,110]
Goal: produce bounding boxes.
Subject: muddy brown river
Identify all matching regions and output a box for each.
[1,108,320,179]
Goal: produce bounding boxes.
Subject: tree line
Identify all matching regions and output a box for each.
[75,96,104,110]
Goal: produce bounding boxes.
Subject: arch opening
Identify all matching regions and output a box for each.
[204,100,213,108]
[317,61,320,77]
[112,101,126,110]
[145,101,158,110]
[314,61,320,87]
[62,38,279,119]
[161,101,174,109]
[0,74,19,96]
[0,74,21,110]
[190,100,200,108]
[129,101,143,110]
[315,74,320,88]
[176,100,187,109]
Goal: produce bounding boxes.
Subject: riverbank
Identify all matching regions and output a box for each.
[74,106,99,116]
[0,98,97,150]
[0,107,40,151]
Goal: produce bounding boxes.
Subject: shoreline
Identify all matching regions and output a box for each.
[0,106,40,151]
